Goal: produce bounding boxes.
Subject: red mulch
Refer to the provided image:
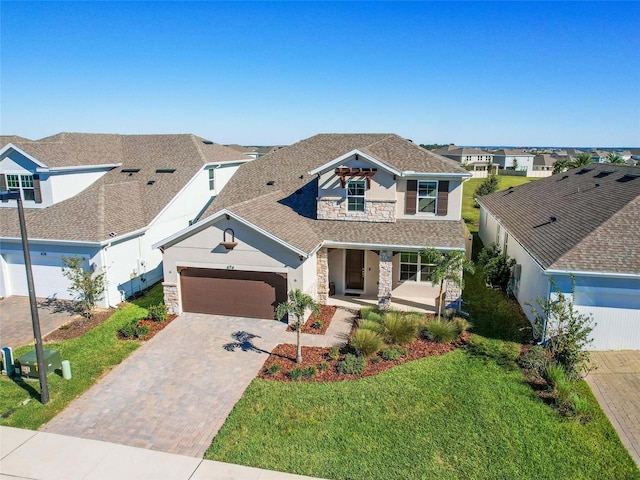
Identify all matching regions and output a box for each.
[44,308,115,342]
[137,314,178,341]
[286,305,337,335]
[259,332,469,382]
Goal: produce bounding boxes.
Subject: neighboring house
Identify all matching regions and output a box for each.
[0,133,251,306]
[477,164,640,350]
[531,154,555,177]
[434,146,496,177]
[155,134,473,319]
[492,149,535,172]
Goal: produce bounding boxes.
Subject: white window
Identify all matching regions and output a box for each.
[417,180,437,214]
[399,252,435,282]
[208,168,215,191]
[6,174,35,201]
[347,180,365,212]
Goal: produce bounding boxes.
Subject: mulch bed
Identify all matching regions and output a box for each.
[286,305,337,334]
[44,308,115,342]
[136,315,178,341]
[259,332,469,382]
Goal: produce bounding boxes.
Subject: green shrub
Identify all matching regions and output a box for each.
[328,346,341,361]
[350,329,383,357]
[338,354,366,375]
[544,363,566,390]
[119,320,138,338]
[289,367,303,381]
[147,303,168,322]
[311,320,323,330]
[267,363,281,375]
[136,324,150,339]
[467,334,521,363]
[382,312,417,344]
[555,376,574,408]
[318,362,329,372]
[381,347,406,361]
[359,307,377,321]
[358,320,383,333]
[570,393,590,422]
[519,345,548,374]
[452,316,472,336]
[475,174,498,197]
[302,366,317,379]
[423,319,458,343]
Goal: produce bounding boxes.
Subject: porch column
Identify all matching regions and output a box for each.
[377,250,393,310]
[444,279,462,312]
[162,282,180,315]
[316,247,329,304]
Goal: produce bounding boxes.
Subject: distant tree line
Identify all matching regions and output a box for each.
[419,143,454,151]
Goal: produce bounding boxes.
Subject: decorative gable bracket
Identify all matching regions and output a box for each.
[335,167,377,188]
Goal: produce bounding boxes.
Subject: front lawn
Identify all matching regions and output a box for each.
[206,349,638,479]
[0,303,147,430]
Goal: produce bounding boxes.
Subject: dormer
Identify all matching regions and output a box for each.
[310,149,399,223]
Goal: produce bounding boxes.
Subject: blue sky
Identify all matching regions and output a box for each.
[1,1,639,146]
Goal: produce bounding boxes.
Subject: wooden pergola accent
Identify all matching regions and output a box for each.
[335,167,377,188]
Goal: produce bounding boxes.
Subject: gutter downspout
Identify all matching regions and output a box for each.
[100,243,112,308]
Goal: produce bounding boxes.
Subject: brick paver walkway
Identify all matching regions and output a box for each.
[42,310,355,458]
[586,351,640,467]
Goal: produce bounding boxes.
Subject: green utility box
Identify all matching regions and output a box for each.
[16,349,61,379]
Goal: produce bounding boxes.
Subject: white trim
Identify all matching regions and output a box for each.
[402,171,472,179]
[0,237,101,247]
[0,144,48,168]
[322,240,464,251]
[544,269,640,279]
[153,208,309,258]
[204,158,252,167]
[309,149,402,176]
[176,261,288,274]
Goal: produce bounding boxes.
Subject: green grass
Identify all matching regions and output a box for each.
[130,281,164,309]
[0,303,148,430]
[463,176,537,233]
[206,350,638,480]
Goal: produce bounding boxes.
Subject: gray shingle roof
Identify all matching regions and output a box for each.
[493,149,534,157]
[1,133,250,242]
[476,164,640,274]
[200,133,468,254]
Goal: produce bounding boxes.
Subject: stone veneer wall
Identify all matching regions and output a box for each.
[316,247,329,304]
[377,250,393,310]
[317,198,396,222]
[162,282,180,315]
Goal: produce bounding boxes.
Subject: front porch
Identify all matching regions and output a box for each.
[326,293,437,314]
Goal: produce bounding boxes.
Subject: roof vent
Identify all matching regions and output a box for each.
[549,215,557,222]
[202,140,214,145]
[267,180,275,186]
[147,180,155,186]
[595,170,615,178]
[121,168,140,176]
[576,168,593,175]
[108,232,117,238]
[155,168,176,174]
[561,175,569,179]
[594,183,600,187]
[618,173,640,183]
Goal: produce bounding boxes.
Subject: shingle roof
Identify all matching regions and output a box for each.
[198,133,468,254]
[533,154,556,167]
[1,133,250,242]
[476,163,640,274]
[437,147,493,157]
[493,149,534,157]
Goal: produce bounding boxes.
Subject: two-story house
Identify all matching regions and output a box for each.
[492,149,535,172]
[433,146,495,172]
[155,134,473,319]
[0,133,251,306]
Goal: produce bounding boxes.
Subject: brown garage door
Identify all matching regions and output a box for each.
[180,268,287,319]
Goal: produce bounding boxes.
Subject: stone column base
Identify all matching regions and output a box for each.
[162,282,180,315]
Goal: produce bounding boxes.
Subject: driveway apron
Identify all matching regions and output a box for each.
[42,313,289,458]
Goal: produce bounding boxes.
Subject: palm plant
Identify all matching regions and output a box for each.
[421,248,475,319]
[552,158,571,174]
[606,152,625,164]
[275,289,320,363]
[571,153,593,168]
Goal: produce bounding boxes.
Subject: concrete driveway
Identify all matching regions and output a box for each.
[42,313,291,458]
[585,351,640,466]
[0,296,79,349]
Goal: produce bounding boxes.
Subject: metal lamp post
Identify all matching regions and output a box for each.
[1,190,49,404]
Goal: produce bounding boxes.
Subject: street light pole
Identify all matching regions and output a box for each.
[1,190,49,404]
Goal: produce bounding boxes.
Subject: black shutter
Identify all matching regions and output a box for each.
[405,180,417,214]
[33,174,42,203]
[437,181,449,216]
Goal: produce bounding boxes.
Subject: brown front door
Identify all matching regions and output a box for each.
[180,268,287,319]
[345,250,364,290]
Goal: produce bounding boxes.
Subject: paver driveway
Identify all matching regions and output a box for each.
[42,313,290,458]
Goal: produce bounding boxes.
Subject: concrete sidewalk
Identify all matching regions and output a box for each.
[0,426,326,480]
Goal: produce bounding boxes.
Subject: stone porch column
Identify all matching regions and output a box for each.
[377,250,393,310]
[316,247,329,304]
[443,278,462,312]
[162,282,180,315]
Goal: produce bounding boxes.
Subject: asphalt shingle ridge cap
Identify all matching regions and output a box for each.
[223,189,286,212]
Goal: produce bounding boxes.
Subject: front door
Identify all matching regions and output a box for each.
[345,250,364,290]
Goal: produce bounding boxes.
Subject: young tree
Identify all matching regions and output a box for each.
[528,277,596,380]
[477,244,516,292]
[275,289,320,363]
[474,174,499,197]
[61,255,105,318]
[421,248,475,319]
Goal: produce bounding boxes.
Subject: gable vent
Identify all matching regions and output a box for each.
[155,168,176,174]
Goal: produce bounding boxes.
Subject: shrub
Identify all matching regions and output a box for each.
[475,174,498,197]
[350,329,383,357]
[452,316,472,336]
[359,307,377,321]
[518,345,548,374]
[358,320,384,334]
[289,367,303,381]
[319,362,329,372]
[544,364,573,408]
[147,304,168,322]
[311,320,323,330]
[267,363,281,375]
[381,347,406,361]
[570,393,590,422]
[477,243,501,267]
[119,320,138,339]
[302,366,317,379]
[328,346,341,361]
[136,324,150,339]
[382,311,417,345]
[423,319,458,343]
[467,334,521,363]
[338,354,366,375]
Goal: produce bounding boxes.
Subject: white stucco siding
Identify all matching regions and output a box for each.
[328,249,345,294]
[300,251,318,299]
[478,205,499,248]
[396,178,463,221]
[317,157,396,201]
